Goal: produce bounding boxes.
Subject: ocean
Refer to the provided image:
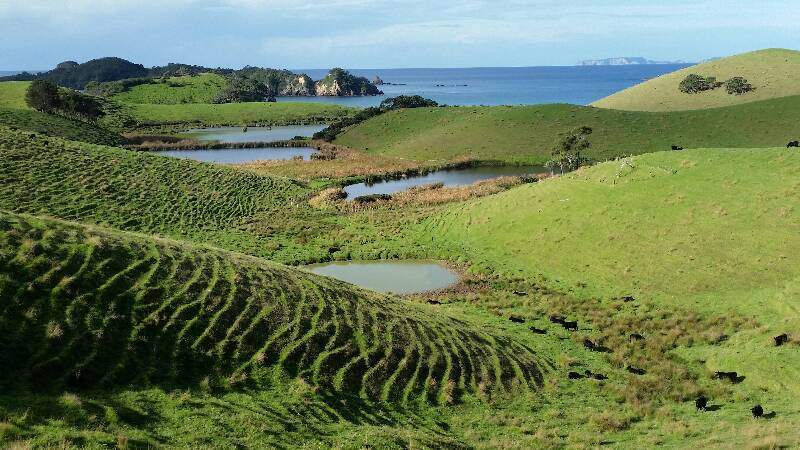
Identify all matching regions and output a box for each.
[286,65,691,107]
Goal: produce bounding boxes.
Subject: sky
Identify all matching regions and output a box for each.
[1,0,799,70]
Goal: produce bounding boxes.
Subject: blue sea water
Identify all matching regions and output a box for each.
[282,65,690,107]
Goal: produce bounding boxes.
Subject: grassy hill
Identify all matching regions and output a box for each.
[0,81,30,109]
[0,210,544,397]
[422,148,800,412]
[335,96,800,164]
[0,126,333,262]
[111,73,228,104]
[593,49,800,111]
[0,108,122,146]
[119,101,355,131]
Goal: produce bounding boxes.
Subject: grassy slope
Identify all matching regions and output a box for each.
[0,210,549,448]
[0,82,122,145]
[111,73,228,104]
[0,126,337,263]
[593,48,800,111]
[335,96,800,164]
[122,101,355,129]
[423,148,800,413]
[0,81,31,109]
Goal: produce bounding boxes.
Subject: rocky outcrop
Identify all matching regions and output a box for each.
[315,68,383,96]
[280,74,315,96]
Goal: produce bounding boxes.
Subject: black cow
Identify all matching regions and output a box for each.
[568,371,583,380]
[585,370,608,381]
[695,396,708,411]
[426,299,442,305]
[629,333,645,341]
[513,290,528,296]
[530,327,547,334]
[509,316,525,324]
[549,315,566,325]
[751,404,764,418]
[774,333,789,346]
[583,339,597,350]
[713,371,741,383]
[621,295,635,302]
[787,141,799,148]
[671,145,684,151]
[626,365,646,375]
[562,321,578,331]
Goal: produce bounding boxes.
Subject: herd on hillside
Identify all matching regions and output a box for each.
[427,293,791,420]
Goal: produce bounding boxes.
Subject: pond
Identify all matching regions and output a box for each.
[153,147,319,163]
[343,165,546,198]
[305,260,459,294]
[184,125,327,143]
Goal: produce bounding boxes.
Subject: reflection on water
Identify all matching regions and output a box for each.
[305,260,459,294]
[343,165,545,198]
[153,147,319,163]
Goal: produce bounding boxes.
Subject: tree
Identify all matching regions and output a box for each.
[379,95,438,110]
[25,80,61,113]
[679,74,721,94]
[546,126,593,174]
[724,77,754,95]
[59,90,105,121]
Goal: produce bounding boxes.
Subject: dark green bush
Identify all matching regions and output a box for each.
[25,80,61,113]
[679,74,722,94]
[212,75,270,103]
[724,77,754,95]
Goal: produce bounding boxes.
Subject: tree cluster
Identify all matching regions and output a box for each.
[211,75,271,104]
[25,80,105,121]
[313,96,439,141]
[679,74,755,95]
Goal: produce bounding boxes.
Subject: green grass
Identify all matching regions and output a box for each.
[0,81,31,109]
[420,148,800,410]
[593,48,800,111]
[111,73,228,104]
[335,96,800,164]
[119,101,355,130]
[0,108,122,146]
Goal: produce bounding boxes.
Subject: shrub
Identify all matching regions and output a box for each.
[59,90,105,121]
[25,79,61,113]
[679,74,721,94]
[379,95,438,110]
[724,77,754,95]
[546,126,593,173]
[313,96,438,141]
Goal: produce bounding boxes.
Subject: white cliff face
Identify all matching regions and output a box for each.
[315,79,344,96]
[280,75,315,96]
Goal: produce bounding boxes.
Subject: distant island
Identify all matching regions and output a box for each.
[578,57,691,66]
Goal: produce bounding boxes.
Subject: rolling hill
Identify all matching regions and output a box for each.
[424,148,800,406]
[0,210,546,399]
[592,48,800,111]
[109,73,229,104]
[335,96,800,164]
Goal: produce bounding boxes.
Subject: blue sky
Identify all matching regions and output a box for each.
[1,0,798,70]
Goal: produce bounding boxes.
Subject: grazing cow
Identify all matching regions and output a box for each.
[530,327,547,334]
[583,339,597,350]
[549,315,566,325]
[695,396,708,411]
[568,371,583,380]
[562,321,578,331]
[774,333,789,346]
[585,370,608,381]
[671,145,684,151]
[426,299,442,305]
[513,290,528,296]
[621,295,635,302]
[509,316,525,324]
[626,365,646,375]
[787,141,799,148]
[713,371,740,383]
[751,404,763,418]
[629,333,645,341]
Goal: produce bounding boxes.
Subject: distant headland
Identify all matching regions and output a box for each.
[578,57,692,66]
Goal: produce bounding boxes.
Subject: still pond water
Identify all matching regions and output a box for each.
[153,147,319,163]
[343,165,546,198]
[305,261,459,294]
[185,125,327,143]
